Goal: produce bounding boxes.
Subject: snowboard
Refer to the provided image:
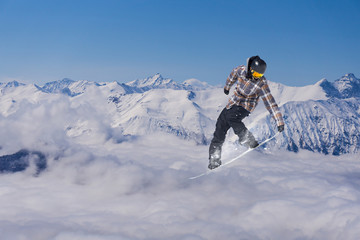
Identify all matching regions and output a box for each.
[189,132,280,180]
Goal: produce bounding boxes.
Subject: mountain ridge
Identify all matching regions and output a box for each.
[1,73,359,155]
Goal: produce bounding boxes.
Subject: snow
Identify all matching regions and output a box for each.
[111,88,219,142]
[267,80,328,106]
[182,78,212,90]
[126,73,178,90]
[331,73,360,98]
[1,74,360,239]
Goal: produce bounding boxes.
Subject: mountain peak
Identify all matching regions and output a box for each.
[183,78,211,90]
[59,78,75,84]
[336,73,359,83]
[41,78,75,88]
[144,73,167,86]
[343,73,357,79]
[332,73,360,98]
[39,78,77,96]
[315,78,328,86]
[318,73,360,99]
[4,80,26,88]
[126,73,179,90]
[153,73,162,78]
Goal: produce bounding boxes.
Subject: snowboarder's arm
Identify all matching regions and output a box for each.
[260,82,285,127]
[224,66,243,91]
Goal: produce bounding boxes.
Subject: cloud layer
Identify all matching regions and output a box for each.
[0,91,360,240]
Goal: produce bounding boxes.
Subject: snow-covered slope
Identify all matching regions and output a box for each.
[110,88,221,144]
[1,73,359,155]
[126,73,214,91]
[183,78,213,90]
[267,79,328,106]
[331,73,360,98]
[126,73,180,90]
[40,78,102,96]
[251,73,360,155]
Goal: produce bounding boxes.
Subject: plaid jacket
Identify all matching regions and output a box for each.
[224,65,284,127]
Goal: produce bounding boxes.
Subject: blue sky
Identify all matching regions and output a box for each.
[0,0,359,86]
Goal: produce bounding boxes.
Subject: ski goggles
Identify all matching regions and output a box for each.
[251,70,264,79]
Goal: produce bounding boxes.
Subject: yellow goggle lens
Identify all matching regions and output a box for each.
[251,70,264,78]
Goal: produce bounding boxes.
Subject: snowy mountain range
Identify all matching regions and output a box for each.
[260,73,360,155]
[1,73,359,156]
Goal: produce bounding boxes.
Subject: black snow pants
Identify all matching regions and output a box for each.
[209,105,252,160]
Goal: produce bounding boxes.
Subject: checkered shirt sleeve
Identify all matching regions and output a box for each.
[259,82,285,127]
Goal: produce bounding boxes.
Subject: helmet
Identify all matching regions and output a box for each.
[247,56,267,79]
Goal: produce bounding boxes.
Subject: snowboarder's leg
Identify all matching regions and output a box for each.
[238,129,259,148]
[209,108,230,169]
[227,106,259,148]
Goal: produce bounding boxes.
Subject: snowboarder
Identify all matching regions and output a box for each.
[208,55,285,170]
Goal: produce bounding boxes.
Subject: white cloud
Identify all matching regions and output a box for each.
[1,130,360,239]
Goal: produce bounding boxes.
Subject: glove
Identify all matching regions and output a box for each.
[278,125,285,132]
[224,88,229,95]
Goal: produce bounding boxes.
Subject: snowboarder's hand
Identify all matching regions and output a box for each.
[224,88,229,95]
[278,125,285,132]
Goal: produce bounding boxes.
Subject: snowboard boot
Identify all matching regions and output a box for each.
[208,156,222,170]
[208,142,222,170]
[245,138,259,149]
[240,131,259,149]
